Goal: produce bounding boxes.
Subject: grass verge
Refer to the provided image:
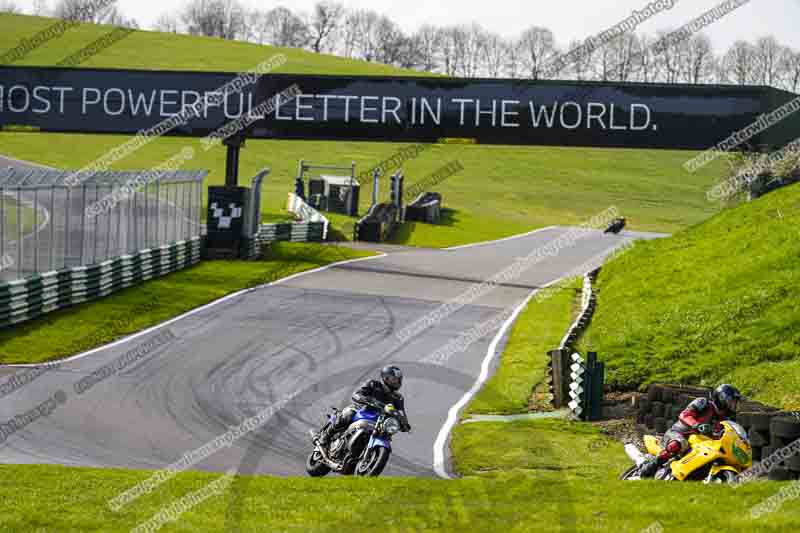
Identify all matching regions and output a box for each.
[0,243,375,365]
[578,182,800,409]
[1,244,797,531]
[0,425,796,531]
[0,13,416,76]
[466,278,581,415]
[0,133,728,249]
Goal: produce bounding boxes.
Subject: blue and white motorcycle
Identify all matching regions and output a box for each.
[307,403,409,477]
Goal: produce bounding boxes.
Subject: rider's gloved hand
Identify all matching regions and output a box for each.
[697,423,712,436]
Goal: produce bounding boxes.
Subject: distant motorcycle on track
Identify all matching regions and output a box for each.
[307,402,410,477]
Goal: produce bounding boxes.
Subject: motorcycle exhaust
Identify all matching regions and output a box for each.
[625,444,647,466]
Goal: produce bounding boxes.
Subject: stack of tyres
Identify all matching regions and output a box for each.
[739,412,800,481]
[637,384,712,434]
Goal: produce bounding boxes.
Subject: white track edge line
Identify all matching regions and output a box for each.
[3,251,387,368]
[432,262,610,478]
[432,277,554,479]
[444,226,557,251]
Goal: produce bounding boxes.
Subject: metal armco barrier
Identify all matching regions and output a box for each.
[355,203,398,242]
[287,192,329,239]
[0,237,201,329]
[548,268,600,408]
[405,192,442,224]
[559,268,599,352]
[241,222,326,259]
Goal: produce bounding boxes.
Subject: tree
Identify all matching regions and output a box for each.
[373,15,406,65]
[308,1,343,53]
[682,34,714,84]
[340,10,360,58]
[504,39,524,79]
[154,13,180,33]
[565,39,594,81]
[652,29,684,83]
[439,27,459,76]
[518,26,557,79]
[721,40,759,85]
[0,0,20,13]
[481,32,508,78]
[32,0,48,15]
[411,25,442,73]
[592,42,616,81]
[104,6,138,28]
[754,36,782,87]
[633,34,661,83]
[251,7,309,47]
[347,10,384,63]
[447,24,484,77]
[181,0,245,40]
[54,0,115,22]
[605,33,640,81]
[780,48,800,92]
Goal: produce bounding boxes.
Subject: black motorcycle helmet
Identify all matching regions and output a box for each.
[381,365,403,392]
[712,384,742,414]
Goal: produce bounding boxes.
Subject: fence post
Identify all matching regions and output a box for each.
[548,348,569,408]
[586,351,605,422]
[16,187,22,278]
[49,185,56,271]
[33,187,39,273]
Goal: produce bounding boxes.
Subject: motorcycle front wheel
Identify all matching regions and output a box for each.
[619,465,641,481]
[306,449,332,477]
[355,447,391,477]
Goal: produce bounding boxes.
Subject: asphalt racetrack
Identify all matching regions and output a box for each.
[0,161,665,478]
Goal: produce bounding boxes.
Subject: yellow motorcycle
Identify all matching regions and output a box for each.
[621,421,752,483]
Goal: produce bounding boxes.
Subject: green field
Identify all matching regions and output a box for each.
[0,14,414,76]
[2,14,797,533]
[0,243,373,364]
[1,276,797,531]
[0,14,729,248]
[579,182,800,409]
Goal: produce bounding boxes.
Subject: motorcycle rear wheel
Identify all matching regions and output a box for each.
[709,470,739,483]
[306,449,332,477]
[355,447,391,477]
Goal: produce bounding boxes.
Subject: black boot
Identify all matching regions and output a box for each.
[639,456,665,478]
[317,424,336,446]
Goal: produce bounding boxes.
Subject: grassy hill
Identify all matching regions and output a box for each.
[0,14,728,245]
[0,13,414,75]
[580,183,800,409]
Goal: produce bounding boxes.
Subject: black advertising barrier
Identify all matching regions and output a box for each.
[1,65,798,149]
[0,65,260,137]
[259,75,800,150]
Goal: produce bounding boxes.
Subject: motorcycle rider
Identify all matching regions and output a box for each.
[639,384,742,478]
[317,365,411,446]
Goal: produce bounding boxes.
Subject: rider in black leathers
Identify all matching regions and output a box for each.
[317,365,411,445]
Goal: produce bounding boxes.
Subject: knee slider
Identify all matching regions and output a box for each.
[666,440,683,454]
